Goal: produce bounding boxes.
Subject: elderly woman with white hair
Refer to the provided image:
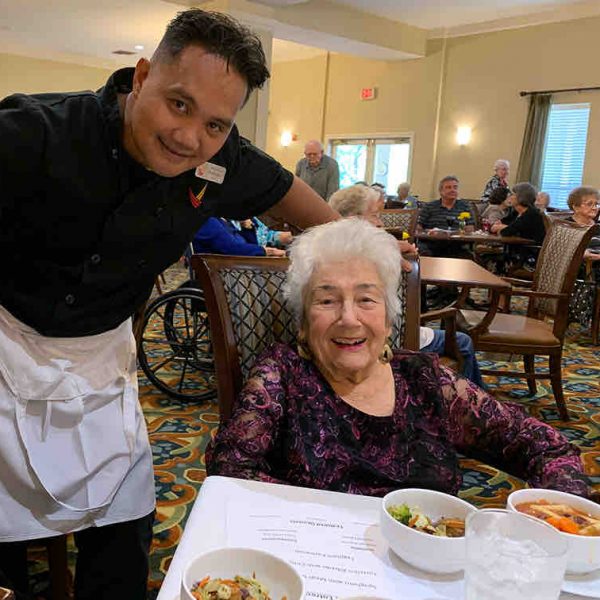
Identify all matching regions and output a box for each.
[206,219,589,498]
[481,159,510,202]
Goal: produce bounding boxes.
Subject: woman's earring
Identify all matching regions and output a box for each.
[297,337,312,361]
[379,340,393,364]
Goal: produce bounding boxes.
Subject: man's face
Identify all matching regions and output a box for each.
[123,46,248,177]
[440,180,459,203]
[304,143,323,168]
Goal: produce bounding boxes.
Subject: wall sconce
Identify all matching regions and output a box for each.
[456,126,472,146]
[280,131,293,147]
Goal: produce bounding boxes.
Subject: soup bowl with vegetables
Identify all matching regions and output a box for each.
[507,488,600,574]
[380,488,477,574]
[181,547,304,600]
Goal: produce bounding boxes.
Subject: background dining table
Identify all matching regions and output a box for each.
[415,230,534,245]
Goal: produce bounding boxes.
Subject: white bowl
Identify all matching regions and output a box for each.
[181,547,304,600]
[507,488,600,574]
[380,488,477,574]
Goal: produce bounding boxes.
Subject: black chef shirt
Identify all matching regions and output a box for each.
[0,68,293,337]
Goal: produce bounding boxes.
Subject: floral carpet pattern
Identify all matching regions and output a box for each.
[28,263,600,598]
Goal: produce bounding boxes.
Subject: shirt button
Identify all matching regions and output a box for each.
[138,259,147,268]
[155,206,164,217]
[90,254,101,265]
[65,294,76,306]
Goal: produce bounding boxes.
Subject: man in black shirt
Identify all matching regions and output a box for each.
[0,9,337,600]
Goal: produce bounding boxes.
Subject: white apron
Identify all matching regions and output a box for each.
[0,305,155,542]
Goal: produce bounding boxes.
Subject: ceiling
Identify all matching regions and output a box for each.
[333,0,592,29]
[0,0,597,68]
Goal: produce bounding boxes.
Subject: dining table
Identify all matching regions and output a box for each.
[420,256,511,291]
[155,476,589,600]
[415,229,534,245]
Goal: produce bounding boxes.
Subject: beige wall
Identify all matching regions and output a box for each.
[267,15,600,200]
[0,53,113,98]
[267,54,329,173]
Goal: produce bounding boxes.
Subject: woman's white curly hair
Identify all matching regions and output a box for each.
[283,218,402,327]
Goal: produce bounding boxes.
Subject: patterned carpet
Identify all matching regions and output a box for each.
[27,262,600,598]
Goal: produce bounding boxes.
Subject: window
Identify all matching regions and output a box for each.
[540,103,591,209]
[329,136,413,195]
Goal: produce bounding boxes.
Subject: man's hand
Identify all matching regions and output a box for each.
[277,231,293,246]
[265,247,286,257]
[398,240,417,255]
[491,222,507,234]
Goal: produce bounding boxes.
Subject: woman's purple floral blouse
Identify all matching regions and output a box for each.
[206,344,589,498]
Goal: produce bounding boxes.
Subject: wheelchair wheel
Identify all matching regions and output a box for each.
[138,286,215,401]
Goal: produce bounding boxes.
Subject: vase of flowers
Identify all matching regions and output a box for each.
[457,212,471,232]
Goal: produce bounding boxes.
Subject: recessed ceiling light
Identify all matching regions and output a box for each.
[134,44,144,51]
[112,50,135,55]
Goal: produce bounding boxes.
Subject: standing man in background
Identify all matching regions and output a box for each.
[295,139,340,200]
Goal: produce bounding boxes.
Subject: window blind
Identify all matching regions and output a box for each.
[540,103,591,209]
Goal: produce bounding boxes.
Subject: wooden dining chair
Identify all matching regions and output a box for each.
[464,200,483,230]
[379,209,418,235]
[192,254,421,422]
[456,220,597,420]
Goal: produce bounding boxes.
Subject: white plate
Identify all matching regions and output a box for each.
[562,569,600,598]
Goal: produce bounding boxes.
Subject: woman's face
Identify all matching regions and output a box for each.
[508,192,518,208]
[496,164,509,179]
[301,258,390,382]
[575,195,600,221]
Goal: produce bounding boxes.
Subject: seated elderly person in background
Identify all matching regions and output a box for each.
[535,191,552,213]
[206,219,590,498]
[481,159,510,203]
[192,217,286,257]
[418,175,474,259]
[329,185,484,387]
[329,184,417,260]
[370,182,387,212]
[387,182,418,209]
[566,186,600,273]
[491,183,546,274]
[481,186,510,225]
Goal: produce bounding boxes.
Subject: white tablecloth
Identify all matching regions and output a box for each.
[156,476,584,600]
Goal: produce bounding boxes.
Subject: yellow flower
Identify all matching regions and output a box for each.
[402,231,410,240]
[458,212,471,220]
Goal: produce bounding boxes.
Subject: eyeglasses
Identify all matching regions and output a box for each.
[582,202,600,208]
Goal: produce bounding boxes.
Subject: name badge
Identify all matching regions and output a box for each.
[195,162,226,184]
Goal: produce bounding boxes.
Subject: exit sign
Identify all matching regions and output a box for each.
[360,87,377,101]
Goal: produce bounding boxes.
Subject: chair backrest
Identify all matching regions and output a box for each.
[532,220,597,334]
[464,200,483,230]
[379,209,418,234]
[192,254,421,422]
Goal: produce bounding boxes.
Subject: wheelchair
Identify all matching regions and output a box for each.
[138,277,216,401]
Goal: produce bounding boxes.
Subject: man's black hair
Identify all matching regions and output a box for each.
[489,186,510,205]
[154,9,270,102]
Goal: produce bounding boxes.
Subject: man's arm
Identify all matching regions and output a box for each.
[262,176,340,231]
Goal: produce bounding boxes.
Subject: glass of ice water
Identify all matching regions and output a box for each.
[464,509,568,600]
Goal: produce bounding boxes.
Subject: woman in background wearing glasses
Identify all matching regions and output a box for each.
[566,186,600,270]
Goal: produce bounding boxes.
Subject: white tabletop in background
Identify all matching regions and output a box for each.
[156,476,583,600]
